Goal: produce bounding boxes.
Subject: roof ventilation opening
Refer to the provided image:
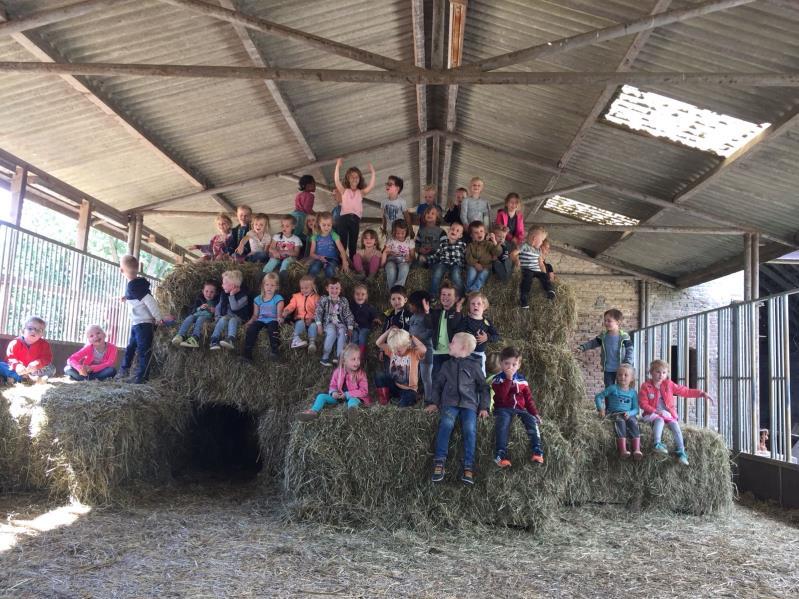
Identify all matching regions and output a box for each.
[544,195,639,226]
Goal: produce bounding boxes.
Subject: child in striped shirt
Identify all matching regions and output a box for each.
[519,226,555,307]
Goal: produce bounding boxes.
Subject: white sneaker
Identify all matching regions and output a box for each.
[291,337,308,349]
[308,341,317,353]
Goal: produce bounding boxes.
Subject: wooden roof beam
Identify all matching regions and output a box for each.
[411,0,428,198]
[676,242,787,289]
[0,0,120,37]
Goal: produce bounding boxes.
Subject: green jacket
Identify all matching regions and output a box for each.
[579,329,634,370]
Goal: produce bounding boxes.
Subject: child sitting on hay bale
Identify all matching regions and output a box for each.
[297,343,370,421]
[519,225,555,306]
[594,363,642,461]
[350,283,380,361]
[190,212,232,261]
[374,328,426,407]
[425,332,489,485]
[264,214,303,275]
[578,308,634,388]
[282,274,319,351]
[492,345,544,467]
[465,220,502,293]
[457,291,500,376]
[243,272,284,362]
[1,316,55,383]
[65,324,118,381]
[429,221,466,297]
[315,277,355,367]
[118,255,162,384]
[171,278,219,348]
[209,269,250,351]
[308,211,350,279]
[639,359,712,467]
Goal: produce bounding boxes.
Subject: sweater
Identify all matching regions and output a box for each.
[6,337,53,368]
[492,371,538,416]
[495,208,525,246]
[315,296,354,330]
[294,190,315,214]
[465,239,502,267]
[579,330,634,371]
[215,287,251,320]
[639,379,704,420]
[415,225,446,257]
[67,343,118,374]
[460,197,490,227]
[125,277,162,325]
[328,367,369,401]
[428,355,489,412]
[595,384,638,417]
[351,302,380,330]
[284,292,319,324]
[187,294,218,318]
[457,315,500,353]
[518,243,543,272]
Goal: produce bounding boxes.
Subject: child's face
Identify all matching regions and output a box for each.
[385,179,399,200]
[281,219,294,235]
[237,208,252,227]
[541,242,550,257]
[22,321,44,344]
[262,278,277,296]
[390,293,407,311]
[299,280,314,296]
[305,181,316,193]
[651,366,669,385]
[319,218,333,234]
[604,316,620,333]
[327,282,341,298]
[423,189,436,204]
[455,189,466,204]
[439,288,456,310]
[363,234,376,249]
[423,210,437,226]
[216,219,231,235]
[449,339,470,359]
[469,180,483,197]
[506,196,520,213]
[471,226,486,242]
[353,287,368,304]
[202,284,218,301]
[344,351,361,372]
[221,278,239,294]
[306,215,317,231]
[394,227,408,242]
[617,368,633,388]
[529,231,545,248]
[252,219,266,234]
[87,327,105,346]
[468,296,485,317]
[501,356,520,378]
[447,224,464,243]
[347,171,360,189]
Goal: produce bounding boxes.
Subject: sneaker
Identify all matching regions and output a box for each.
[653,442,668,455]
[331,357,338,364]
[676,450,690,466]
[308,341,317,353]
[494,457,512,469]
[180,336,199,348]
[461,469,475,485]
[431,463,445,483]
[115,368,130,380]
[547,290,557,300]
[297,410,319,422]
[291,337,308,349]
[320,358,333,367]
[219,337,235,350]
[520,303,530,309]
[209,341,221,351]
[531,453,545,464]
[171,334,184,346]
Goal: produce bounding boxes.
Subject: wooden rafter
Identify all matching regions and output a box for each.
[0,0,119,37]
[411,0,428,199]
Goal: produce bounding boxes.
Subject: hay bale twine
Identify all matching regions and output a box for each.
[284,407,574,532]
[566,410,733,515]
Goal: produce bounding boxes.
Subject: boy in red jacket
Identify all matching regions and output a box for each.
[639,359,711,466]
[492,346,544,468]
[1,317,55,383]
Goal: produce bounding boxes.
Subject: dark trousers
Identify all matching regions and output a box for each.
[493,258,514,281]
[65,366,117,381]
[520,269,553,304]
[244,320,280,358]
[604,371,617,388]
[122,322,155,382]
[612,414,640,439]
[335,213,361,259]
[432,353,451,380]
[374,372,417,406]
[494,407,543,459]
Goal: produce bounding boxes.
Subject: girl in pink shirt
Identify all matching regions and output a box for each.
[65,324,118,381]
[334,157,376,260]
[297,343,370,420]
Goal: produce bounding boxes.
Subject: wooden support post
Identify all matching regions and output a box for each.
[8,165,27,226]
[431,133,441,191]
[132,214,143,260]
[76,198,91,251]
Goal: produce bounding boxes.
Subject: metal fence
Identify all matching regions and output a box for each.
[632,290,796,464]
[0,221,159,347]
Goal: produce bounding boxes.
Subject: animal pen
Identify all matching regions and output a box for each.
[1,0,799,597]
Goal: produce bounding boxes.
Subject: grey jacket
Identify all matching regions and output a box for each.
[428,355,489,412]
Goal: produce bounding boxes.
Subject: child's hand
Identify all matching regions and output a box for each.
[422,298,430,314]
[156,319,164,326]
[475,330,488,344]
[15,364,27,375]
[332,391,343,400]
[474,263,483,272]
[79,365,89,377]
[597,410,605,418]
[342,262,350,273]
[478,410,489,419]
[424,404,438,414]
[455,298,465,312]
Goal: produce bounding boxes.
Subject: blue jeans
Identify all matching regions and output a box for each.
[65,365,117,381]
[121,322,154,382]
[245,251,268,263]
[311,392,361,412]
[494,407,542,459]
[385,260,410,288]
[434,406,477,469]
[465,266,490,292]
[430,263,463,296]
[374,371,417,407]
[355,326,370,348]
[211,315,242,342]
[322,323,347,360]
[0,361,22,382]
[293,320,318,341]
[178,312,212,338]
[308,257,339,278]
[263,256,296,273]
[604,371,617,388]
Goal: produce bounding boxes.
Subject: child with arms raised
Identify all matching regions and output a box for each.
[172,278,219,348]
[374,327,426,407]
[595,363,642,460]
[65,324,118,381]
[315,277,355,367]
[334,157,376,259]
[297,343,370,421]
[381,219,414,288]
[118,255,162,383]
[1,317,55,383]
[209,269,250,351]
[425,332,489,485]
[283,274,319,351]
[243,272,284,361]
[578,308,634,388]
[309,212,349,278]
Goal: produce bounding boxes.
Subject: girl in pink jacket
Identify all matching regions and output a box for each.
[297,344,370,420]
[65,324,118,381]
[639,359,710,466]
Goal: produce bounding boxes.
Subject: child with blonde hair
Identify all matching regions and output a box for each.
[300,212,317,260]
[65,324,118,381]
[264,215,303,274]
[191,212,232,261]
[457,291,500,375]
[297,343,370,421]
[309,212,349,278]
[334,157,376,259]
[595,363,642,460]
[1,317,55,383]
[237,213,271,263]
[416,184,443,223]
[415,206,446,266]
[226,205,253,257]
[460,177,490,229]
[282,274,319,351]
[210,269,250,351]
[519,226,555,306]
[243,272,284,361]
[381,219,414,288]
[374,327,427,407]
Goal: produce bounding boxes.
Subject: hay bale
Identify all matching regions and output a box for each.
[0,386,41,491]
[284,407,574,532]
[566,410,733,515]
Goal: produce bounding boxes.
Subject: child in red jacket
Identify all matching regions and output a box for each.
[639,359,711,466]
[1,317,55,383]
[492,346,544,468]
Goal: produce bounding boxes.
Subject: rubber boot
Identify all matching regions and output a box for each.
[631,437,643,461]
[359,344,367,362]
[376,387,391,406]
[616,437,630,459]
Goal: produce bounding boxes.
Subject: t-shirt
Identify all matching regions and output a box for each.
[385,238,414,263]
[415,225,445,255]
[273,232,303,258]
[254,294,284,323]
[382,196,407,230]
[245,231,271,254]
[341,188,364,218]
[294,190,315,214]
[381,345,425,391]
[519,243,542,272]
[312,231,341,259]
[604,335,621,372]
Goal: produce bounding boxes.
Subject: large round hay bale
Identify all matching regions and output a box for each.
[566,410,733,515]
[284,407,574,532]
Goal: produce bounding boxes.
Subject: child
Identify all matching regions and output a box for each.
[381,174,413,238]
[415,184,443,224]
[408,290,434,401]
[350,283,380,360]
[308,212,349,278]
[381,219,414,288]
[381,285,412,333]
[519,226,555,306]
[282,274,319,351]
[490,223,515,282]
[429,221,466,296]
[444,186,467,226]
[415,206,446,266]
[172,279,219,348]
[118,255,162,383]
[541,238,555,281]
[595,363,642,460]
[210,269,250,351]
[578,308,634,388]
[465,221,502,293]
[492,346,544,467]
[226,205,252,257]
[292,174,315,236]
[65,324,118,381]
[1,317,55,383]
[191,212,232,261]
[315,277,355,367]
[237,213,271,263]
[429,282,464,379]
[374,327,427,407]
[297,343,370,421]
[457,291,500,375]
[264,215,303,274]
[639,359,711,466]
[299,212,317,260]
[352,229,382,280]
[425,332,488,485]
[334,157,376,259]
[460,177,490,229]
[495,192,525,247]
[243,272,284,361]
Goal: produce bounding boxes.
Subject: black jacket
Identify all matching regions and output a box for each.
[456,315,500,353]
[426,306,463,351]
[428,355,489,412]
[215,286,251,320]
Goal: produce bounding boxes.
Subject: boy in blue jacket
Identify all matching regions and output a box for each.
[594,364,642,460]
[578,308,633,388]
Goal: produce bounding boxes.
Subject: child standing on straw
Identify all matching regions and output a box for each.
[578,308,634,388]
[118,255,162,384]
[1,317,55,383]
[172,279,219,348]
[519,226,555,306]
[639,359,711,466]
[595,363,642,460]
[65,324,118,381]
[297,343,370,421]
[243,272,284,361]
[425,332,489,485]
[334,157,376,260]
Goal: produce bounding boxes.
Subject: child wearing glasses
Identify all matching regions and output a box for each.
[381,174,414,239]
[1,317,56,383]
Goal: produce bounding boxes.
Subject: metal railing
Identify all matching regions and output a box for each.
[633,290,796,463]
[0,221,159,347]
